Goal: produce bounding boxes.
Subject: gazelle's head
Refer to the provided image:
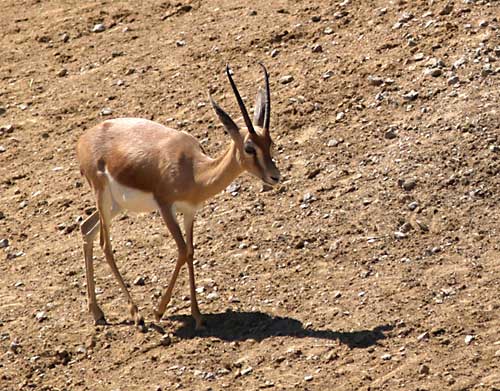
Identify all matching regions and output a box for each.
[210,64,281,186]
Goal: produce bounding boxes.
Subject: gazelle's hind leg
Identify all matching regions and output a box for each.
[95,186,144,326]
[81,200,122,325]
[81,210,106,324]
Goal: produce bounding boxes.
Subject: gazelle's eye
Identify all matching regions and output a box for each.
[244,143,256,155]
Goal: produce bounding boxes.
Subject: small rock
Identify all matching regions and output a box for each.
[176,40,186,47]
[0,238,9,248]
[402,90,419,101]
[398,12,414,24]
[100,108,113,116]
[431,327,445,336]
[481,64,493,77]
[447,75,459,85]
[134,276,145,286]
[322,70,334,79]
[1,124,14,133]
[240,367,253,376]
[464,335,475,345]
[61,33,70,42]
[400,222,413,233]
[408,201,418,211]
[327,138,340,147]
[10,341,21,353]
[57,68,67,77]
[424,68,442,77]
[381,353,392,360]
[334,11,348,19]
[311,44,323,53]
[270,49,279,57]
[416,220,429,232]
[419,364,430,375]
[206,292,219,300]
[323,27,334,35]
[304,375,313,382]
[261,183,273,192]
[394,231,407,240]
[280,75,294,84]
[159,334,171,346]
[367,75,384,86]
[333,291,342,299]
[248,10,257,16]
[92,23,106,33]
[490,145,499,153]
[452,57,466,69]
[336,112,345,121]
[226,182,240,194]
[426,58,444,68]
[400,178,417,191]
[55,347,71,365]
[417,332,429,341]
[384,128,397,139]
[414,52,425,61]
[439,2,454,16]
[311,15,321,22]
[407,37,418,47]
[307,168,321,179]
[478,20,488,28]
[431,246,441,254]
[35,311,48,322]
[302,193,316,203]
[0,146,5,153]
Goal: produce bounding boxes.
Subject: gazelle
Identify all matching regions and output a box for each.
[76,64,280,329]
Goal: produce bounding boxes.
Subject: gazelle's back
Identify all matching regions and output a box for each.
[77,118,205,195]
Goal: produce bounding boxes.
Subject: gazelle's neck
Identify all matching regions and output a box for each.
[197,142,243,201]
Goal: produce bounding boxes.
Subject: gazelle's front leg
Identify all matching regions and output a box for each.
[154,204,204,329]
[183,210,204,330]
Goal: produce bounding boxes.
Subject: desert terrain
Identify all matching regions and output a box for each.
[0,0,499,390]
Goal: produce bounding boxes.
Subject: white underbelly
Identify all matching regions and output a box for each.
[172,201,200,216]
[106,171,159,214]
[105,171,200,216]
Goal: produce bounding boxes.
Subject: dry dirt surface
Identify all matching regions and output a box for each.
[1,0,499,390]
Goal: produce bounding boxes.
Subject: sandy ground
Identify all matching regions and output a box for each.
[0,0,499,390]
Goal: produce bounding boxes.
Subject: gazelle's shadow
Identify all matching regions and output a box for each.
[167,310,392,349]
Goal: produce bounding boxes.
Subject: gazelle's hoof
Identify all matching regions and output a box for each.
[94,316,108,326]
[194,317,206,331]
[135,314,145,328]
[154,309,163,323]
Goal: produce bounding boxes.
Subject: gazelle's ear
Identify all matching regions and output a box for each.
[208,93,241,142]
[253,87,266,128]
